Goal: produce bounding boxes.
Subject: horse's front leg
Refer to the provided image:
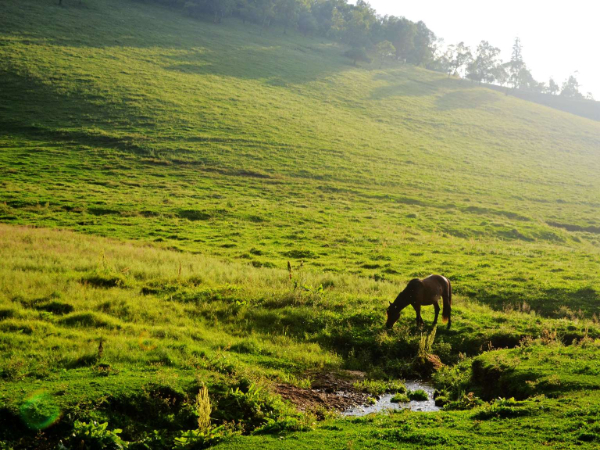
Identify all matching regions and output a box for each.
[433,301,440,326]
[412,304,423,327]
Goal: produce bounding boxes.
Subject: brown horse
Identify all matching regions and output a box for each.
[386,275,452,330]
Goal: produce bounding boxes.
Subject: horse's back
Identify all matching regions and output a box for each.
[421,275,449,299]
[422,274,449,286]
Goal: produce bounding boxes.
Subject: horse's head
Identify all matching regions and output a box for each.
[385,301,403,328]
[386,298,411,328]
[385,284,417,328]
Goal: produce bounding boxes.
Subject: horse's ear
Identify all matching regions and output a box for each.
[389,301,392,306]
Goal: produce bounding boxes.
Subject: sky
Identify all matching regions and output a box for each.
[365,0,600,99]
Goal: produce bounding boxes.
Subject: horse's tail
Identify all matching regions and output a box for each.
[442,277,452,325]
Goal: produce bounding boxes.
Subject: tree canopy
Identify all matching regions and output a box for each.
[144,0,437,67]
[139,0,591,100]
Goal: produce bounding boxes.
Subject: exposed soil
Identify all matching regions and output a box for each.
[275,371,370,413]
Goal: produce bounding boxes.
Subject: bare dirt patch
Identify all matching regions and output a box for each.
[275,371,370,413]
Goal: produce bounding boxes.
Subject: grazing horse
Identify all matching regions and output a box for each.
[386,275,452,330]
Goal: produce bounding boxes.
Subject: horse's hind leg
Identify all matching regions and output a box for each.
[433,301,440,326]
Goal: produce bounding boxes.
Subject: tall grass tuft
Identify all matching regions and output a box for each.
[418,326,437,360]
[196,386,211,432]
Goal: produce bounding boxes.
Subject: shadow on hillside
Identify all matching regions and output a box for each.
[0,71,152,154]
[2,0,350,87]
[369,78,439,100]
[436,89,500,111]
[162,43,348,86]
[468,285,600,319]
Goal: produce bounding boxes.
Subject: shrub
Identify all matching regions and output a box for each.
[0,357,26,381]
[472,397,541,420]
[434,396,448,407]
[173,425,237,449]
[344,47,371,65]
[214,382,309,434]
[353,380,406,396]
[443,392,484,411]
[407,389,429,401]
[66,421,129,450]
[432,359,473,401]
[390,393,410,403]
[253,415,315,435]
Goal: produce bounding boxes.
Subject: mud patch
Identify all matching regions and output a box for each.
[275,371,370,413]
[276,374,440,417]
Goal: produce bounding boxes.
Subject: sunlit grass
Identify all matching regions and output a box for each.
[2,0,600,447]
[1,0,600,321]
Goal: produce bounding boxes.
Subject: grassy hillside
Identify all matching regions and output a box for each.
[487,84,600,122]
[1,0,600,448]
[1,225,599,449]
[2,0,600,318]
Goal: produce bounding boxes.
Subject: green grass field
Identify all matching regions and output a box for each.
[1,0,600,448]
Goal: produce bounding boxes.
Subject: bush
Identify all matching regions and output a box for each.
[344,47,371,65]
[443,392,484,411]
[472,397,540,420]
[173,425,237,449]
[407,389,429,401]
[65,421,129,450]
[434,396,448,407]
[432,359,474,401]
[353,380,406,396]
[253,415,315,435]
[214,382,309,434]
[390,393,410,403]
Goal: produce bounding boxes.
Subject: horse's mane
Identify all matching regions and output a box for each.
[403,278,422,294]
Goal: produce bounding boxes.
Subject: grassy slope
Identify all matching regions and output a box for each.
[2,225,599,448]
[485,84,600,122]
[2,0,600,317]
[1,0,600,448]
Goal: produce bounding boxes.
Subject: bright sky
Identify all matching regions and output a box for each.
[366,0,600,99]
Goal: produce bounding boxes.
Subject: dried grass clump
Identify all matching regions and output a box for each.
[196,385,211,432]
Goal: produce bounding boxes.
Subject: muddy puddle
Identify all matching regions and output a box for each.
[342,381,440,416]
[276,372,440,417]
[276,371,370,413]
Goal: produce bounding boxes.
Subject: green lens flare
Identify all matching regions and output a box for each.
[19,391,61,430]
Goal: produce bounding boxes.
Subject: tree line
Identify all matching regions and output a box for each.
[137,0,438,67]
[437,37,593,100]
[92,0,592,100]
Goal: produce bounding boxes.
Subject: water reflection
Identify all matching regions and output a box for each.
[342,381,440,417]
